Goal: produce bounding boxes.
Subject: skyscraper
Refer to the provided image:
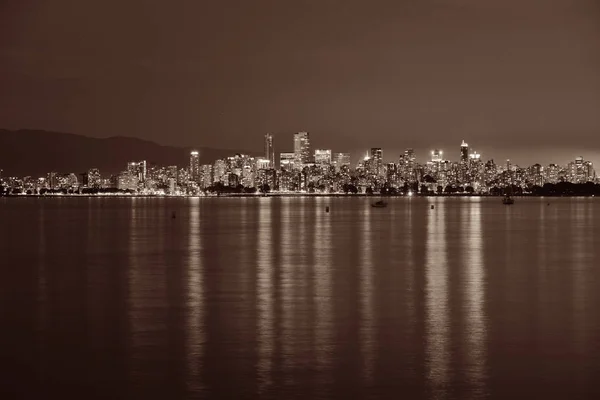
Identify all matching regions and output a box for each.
[403,148,416,181]
[460,140,469,163]
[190,150,200,182]
[293,132,311,166]
[264,134,274,168]
[127,160,147,182]
[87,168,101,188]
[370,148,383,176]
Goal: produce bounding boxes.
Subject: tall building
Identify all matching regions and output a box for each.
[167,165,178,181]
[402,148,416,181]
[545,163,559,184]
[460,140,469,163]
[264,134,274,168]
[213,159,227,183]
[127,161,147,182]
[293,132,311,166]
[569,156,595,183]
[314,149,332,165]
[200,164,213,189]
[370,148,383,176]
[87,168,101,188]
[190,150,200,182]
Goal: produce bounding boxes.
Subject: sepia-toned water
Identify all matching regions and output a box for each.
[1,197,599,399]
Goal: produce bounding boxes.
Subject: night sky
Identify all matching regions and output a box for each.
[1,0,599,165]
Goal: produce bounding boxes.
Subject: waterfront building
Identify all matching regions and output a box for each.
[200,164,213,189]
[293,132,311,167]
[264,134,274,168]
[460,140,469,163]
[127,160,147,183]
[190,150,200,182]
[87,168,101,188]
[213,159,227,183]
[370,148,383,177]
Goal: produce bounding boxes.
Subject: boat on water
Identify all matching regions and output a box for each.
[502,195,514,205]
[372,200,388,208]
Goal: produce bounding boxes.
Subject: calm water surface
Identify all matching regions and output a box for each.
[1,197,599,399]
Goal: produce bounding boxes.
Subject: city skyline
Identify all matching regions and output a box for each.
[1,130,597,196]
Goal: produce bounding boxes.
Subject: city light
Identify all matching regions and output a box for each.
[0,135,598,197]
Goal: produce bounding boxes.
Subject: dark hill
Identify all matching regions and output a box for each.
[0,129,255,177]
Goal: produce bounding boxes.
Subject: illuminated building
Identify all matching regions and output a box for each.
[278,169,299,191]
[256,158,270,170]
[47,172,58,189]
[87,168,101,188]
[484,160,497,185]
[428,150,444,178]
[528,163,544,186]
[256,168,277,189]
[386,162,398,186]
[399,148,416,182]
[190,150,200,182]
[545,163,559,184]
[127,160,147,182]
[333,153,351,171]
[314,149,332,165]
[168,178,176,194]
[460,140,469,163]
[213,159,227,183]
[200,164,213,189]
[569,156,596,183]
[370,148,383,176]
[293,131,311,167]
[280,152,296,170]
[264,134,274,168]
[116,171,138,191]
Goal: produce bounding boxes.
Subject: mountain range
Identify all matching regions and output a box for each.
[0,129,255,177]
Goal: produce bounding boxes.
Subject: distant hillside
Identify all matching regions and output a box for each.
[0,129,256,176]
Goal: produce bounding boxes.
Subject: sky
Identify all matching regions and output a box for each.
[1,0,599,166]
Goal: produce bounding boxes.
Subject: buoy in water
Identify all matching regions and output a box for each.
[325,206,330,213]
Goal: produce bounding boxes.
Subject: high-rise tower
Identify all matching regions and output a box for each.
[460,140,469,163]
[264,133,274,168]
[293,132,311,166]
[370,148,383,176]
[190,150,200,182]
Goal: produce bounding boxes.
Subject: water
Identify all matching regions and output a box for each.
[1,197,599,399]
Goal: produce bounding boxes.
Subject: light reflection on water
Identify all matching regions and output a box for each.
[425,197,449,398]
[463,198,486,397]
[313,197,333,390]
[186,197,203,395]
[257,198,274,394]
[360,204,374,386]
[1,196,600,400]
